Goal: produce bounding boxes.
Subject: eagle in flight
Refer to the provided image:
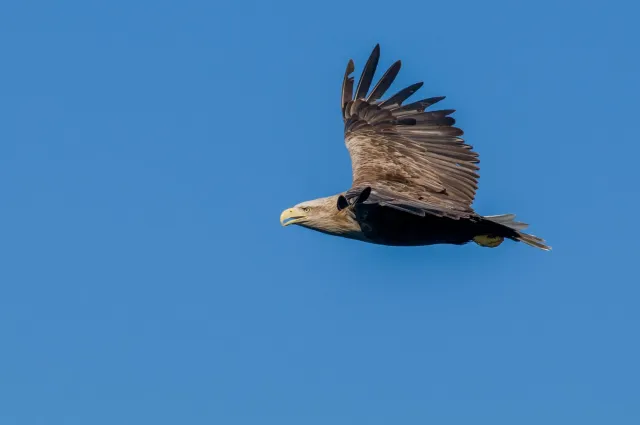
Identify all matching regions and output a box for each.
[280,45,550,251]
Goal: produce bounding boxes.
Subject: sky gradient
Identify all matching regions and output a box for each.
[1,1,639,424]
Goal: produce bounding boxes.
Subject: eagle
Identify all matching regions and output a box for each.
[280,44,550,251]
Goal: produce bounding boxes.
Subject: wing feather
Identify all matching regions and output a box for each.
[341,60,355,109]
[366,60,401,103]
[354,44,381,100]
[379,83,424,109]
[341,45,481,214]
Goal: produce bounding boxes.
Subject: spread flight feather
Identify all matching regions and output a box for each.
[341,44,480,219]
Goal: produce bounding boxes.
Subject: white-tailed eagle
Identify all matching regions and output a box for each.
[280,45,549,251]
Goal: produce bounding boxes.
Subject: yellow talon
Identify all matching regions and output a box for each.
[473,235,504,248]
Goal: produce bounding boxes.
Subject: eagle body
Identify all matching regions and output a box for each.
[280,45,550,251]
[353,203,511,247]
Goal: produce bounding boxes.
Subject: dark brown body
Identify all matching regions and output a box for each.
[354,204,518,247]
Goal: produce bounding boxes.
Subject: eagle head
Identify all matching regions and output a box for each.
[280,195,361,237]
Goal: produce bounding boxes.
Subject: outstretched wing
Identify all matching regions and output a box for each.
[341,44,480,217]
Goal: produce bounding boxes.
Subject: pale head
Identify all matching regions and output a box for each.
[280,195,362,238]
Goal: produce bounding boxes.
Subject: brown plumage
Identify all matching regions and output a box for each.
[280,44,550,251]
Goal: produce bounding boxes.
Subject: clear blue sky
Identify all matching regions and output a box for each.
[1,1,639,424]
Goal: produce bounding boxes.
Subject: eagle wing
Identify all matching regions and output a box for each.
[341,45,480,218]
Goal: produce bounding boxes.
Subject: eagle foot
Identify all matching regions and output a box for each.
[473,235,504,248]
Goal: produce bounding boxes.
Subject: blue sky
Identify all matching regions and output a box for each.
[1,0,639,424]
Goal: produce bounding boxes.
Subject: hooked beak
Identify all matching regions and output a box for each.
[280,208,306,227]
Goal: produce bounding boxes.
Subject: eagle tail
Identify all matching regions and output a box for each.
[481,214,551,251]
[515,232,551,251]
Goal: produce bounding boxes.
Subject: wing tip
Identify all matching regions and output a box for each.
[346,59,355,74]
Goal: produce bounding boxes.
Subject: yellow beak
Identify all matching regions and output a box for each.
[280,207,306,227]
